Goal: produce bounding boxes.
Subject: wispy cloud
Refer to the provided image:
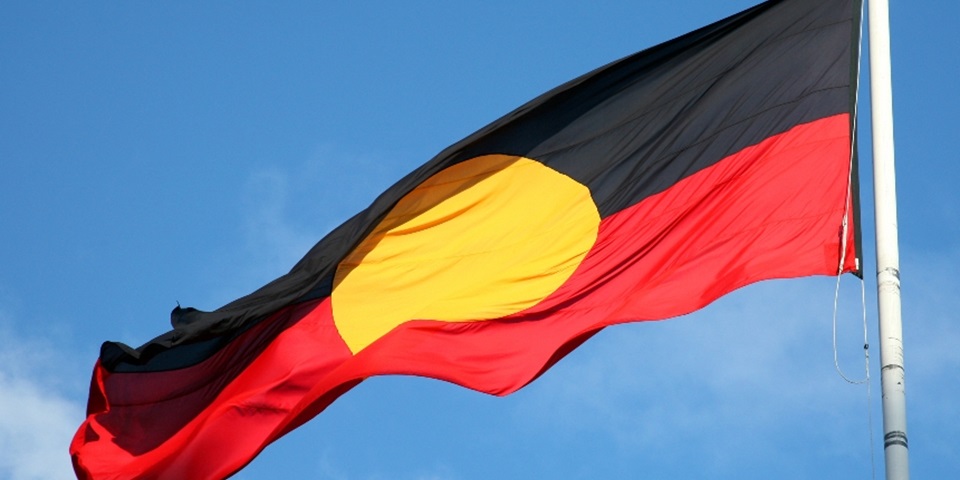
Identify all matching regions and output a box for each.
[894,248,960,471]
[0,320,85,480]
[513,276,879,475]
[234,446,459,480]
[241,166,321,278]
[204,144,410,307]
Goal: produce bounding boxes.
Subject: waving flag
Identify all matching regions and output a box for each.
[72,0,862,478]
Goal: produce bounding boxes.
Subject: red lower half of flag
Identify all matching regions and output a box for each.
[71,114,856,479]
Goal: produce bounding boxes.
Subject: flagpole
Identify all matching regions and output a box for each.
[867,0,909,478]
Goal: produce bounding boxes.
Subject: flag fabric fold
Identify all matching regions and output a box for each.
[72,0,863,478]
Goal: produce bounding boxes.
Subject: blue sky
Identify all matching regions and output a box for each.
[1,1,957,479]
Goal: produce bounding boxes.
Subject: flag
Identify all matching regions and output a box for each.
[71,0,862,478]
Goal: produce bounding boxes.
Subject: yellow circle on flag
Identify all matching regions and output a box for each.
[332,155,600,353]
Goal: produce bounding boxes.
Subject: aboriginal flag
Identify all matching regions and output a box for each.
[72,0,862,478]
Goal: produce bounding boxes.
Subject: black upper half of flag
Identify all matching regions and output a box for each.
[102,0,863,372]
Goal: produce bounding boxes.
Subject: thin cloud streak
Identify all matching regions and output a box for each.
[204,145,410,309]
[513,277,878,477]
[0,321,85,480]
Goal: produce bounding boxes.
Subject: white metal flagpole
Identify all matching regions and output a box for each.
[867,0,909,478]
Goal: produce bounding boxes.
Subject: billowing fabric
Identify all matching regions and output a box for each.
[72,0,862,478]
